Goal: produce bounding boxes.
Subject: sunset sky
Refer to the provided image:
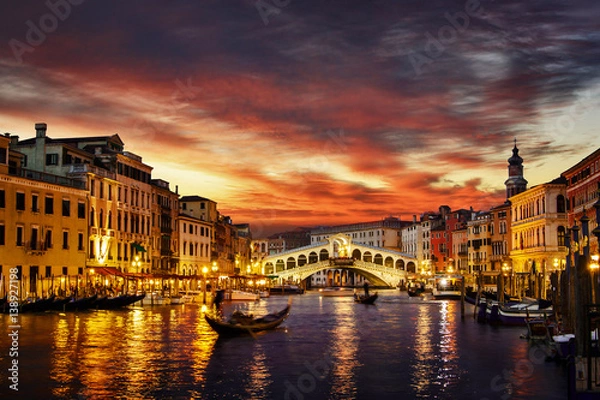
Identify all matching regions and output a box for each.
[2,0,599,236]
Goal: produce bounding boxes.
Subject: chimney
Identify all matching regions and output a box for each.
[412,215,417,223]
[35,123,47,138]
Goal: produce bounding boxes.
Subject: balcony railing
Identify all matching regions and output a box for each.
[12,167,86,189]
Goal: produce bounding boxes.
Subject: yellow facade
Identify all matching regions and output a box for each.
[509,181,569,297]
[0,140,88,298]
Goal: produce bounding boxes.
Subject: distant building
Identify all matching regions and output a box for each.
[310,216,407,250]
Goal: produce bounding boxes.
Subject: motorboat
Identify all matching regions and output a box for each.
[432,275,462,300]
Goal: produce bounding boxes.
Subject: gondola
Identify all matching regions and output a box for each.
[50,294,99,311]
[95,293,146,310]
[354,292,378,304]
[204,299,292,336]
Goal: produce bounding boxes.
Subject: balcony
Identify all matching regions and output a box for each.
[12,167,86,190]
[25,241,46,255]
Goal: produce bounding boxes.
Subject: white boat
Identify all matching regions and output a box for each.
[432,275,462,300]
[225,290,260,301]
[258,290,270,298]
[179,290,202,303]
[319,287,355,297]
[144,292,170,305]
[169,295,183,304]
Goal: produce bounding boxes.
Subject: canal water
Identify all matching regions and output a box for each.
[1,290,568,399]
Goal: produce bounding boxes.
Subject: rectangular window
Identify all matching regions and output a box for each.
[78,202,85,218]
[0,224,4,245]
[90,180,95,197]
[0,189,5,208]
[99,182,104,199]
[0,147,7,164]
[45,229,52,249]
[108,185,112,200]
[62,231,69,249]
[78,232,84,251]
[62,266,67,275]
[45,196,54,214]
[16,192,25,211]
[32,194,39,212]
[45,266,51,278]
[46,153,59,165]
[16,226,23,246]
[62,199,71,217]
[30,227,38,249]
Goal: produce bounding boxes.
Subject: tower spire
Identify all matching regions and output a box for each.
[504,138,528,199]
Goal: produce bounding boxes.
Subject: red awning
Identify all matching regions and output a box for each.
[91,267,126,277]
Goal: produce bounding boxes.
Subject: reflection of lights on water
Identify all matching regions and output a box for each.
[244,343,272,399]
[329,301,360,398]
[412,305,434,394]
[412,301,460,395]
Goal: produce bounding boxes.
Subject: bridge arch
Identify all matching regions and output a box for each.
[287,257,296,269]
[374,254,383,265]
[319,249,329,261]
[396,259,405,270]
[260,234,417,287]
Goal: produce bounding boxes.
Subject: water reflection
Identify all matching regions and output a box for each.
[437,301,459,389]
[412,303,434,395]
[328,299,360,399]
[244,342,272,399]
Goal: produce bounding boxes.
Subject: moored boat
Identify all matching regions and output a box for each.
[432,275,462,300]
[225,290,260,301]
[485,299,553,325]
[204,299,292,336]
[95,293,146,310]
[268,285,305,295]
[319,287,355,297]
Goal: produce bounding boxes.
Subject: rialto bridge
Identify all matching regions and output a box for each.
[260,234,418,287]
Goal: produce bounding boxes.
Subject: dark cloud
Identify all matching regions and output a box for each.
[1,0,599,234]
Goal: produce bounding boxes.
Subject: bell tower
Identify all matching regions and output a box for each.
[504,138,528,199]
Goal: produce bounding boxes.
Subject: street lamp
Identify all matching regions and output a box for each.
[132,255,142,273]
[211,262,219,291]
[202,266,208,304]
[502,262,512,296]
